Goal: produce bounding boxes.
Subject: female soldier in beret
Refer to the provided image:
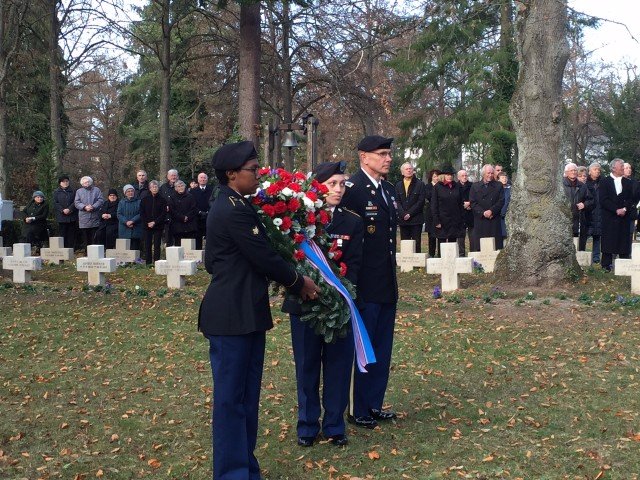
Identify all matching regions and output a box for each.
[283,161,364,448]
[198,140,319,480]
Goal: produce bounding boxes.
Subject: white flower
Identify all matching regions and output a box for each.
[261,181,271,189]
[272,218,283,227]
[305,225,316,238]
[282,229,290,234]
[281,187,293,198]
[302,196,315,210]
[314,199,323,209]
[296,191,306,199]
[135,285,140,290]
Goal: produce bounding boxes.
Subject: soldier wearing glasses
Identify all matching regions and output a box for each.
[340,135,398,429]
[198,141,319,479]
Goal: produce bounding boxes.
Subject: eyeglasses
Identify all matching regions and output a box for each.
[240,166,260,175]
[370,151,392,158]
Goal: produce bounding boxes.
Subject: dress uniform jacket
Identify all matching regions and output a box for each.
[198,185,305,336]
[340,169,398,304]
[282,206,364,315]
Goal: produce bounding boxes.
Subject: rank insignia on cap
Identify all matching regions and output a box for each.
[345,181,353,187]
[367,225,376,234]
[252,226,259,235]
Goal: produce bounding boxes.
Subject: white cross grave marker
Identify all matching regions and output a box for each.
[573,237,592,268]
[2,243,42,283]
[77,245,116,286]
[105,238,140,265]
[469,237,500,273]
[397,240,427,272]
[155,246,197,289]
[181,238,203,263]
[41,236,74,264]
[615,243,640,294]
[0,237,12,258]
[426,242,473,292]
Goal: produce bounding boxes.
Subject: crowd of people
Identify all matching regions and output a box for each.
[396,162,510,258]
[24,169,213,262]
[394,158,640,268]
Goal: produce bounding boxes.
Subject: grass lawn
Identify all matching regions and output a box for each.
[1,262,639,479]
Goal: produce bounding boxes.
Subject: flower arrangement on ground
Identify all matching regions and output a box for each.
[252,167,356,343]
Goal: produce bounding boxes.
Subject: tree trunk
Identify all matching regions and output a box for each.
[238,2,261,149]
[159,0,171,176]
[48,0,64,174]
[0,97,7,198]
[495,0,578,286]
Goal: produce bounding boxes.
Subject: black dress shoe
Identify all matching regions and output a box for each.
[329,434,348,446]
[297,436,315,447]
[347,415,378,429]
[370,408,397,420]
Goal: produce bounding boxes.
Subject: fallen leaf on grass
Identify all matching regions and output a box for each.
[368,450,380,460]
[147,458,161,468]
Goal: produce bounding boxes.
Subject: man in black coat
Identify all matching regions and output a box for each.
[395,162,426,252]
[600,158,639,271]
[53,175,78,249]
[133,170,150,201]
[562,162,594,250]
[189,172,213,250]
[198,141,319,480]
[469,164,505,251]
[457,169,473,256]
[340,135,398,429]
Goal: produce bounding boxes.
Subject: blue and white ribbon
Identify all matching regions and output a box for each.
[299,239,376,372]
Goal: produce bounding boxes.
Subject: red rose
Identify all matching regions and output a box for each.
[318,210,330,225]
[294,249,306,261]
[295,172,307,181]
[252,196,262,205]
[288,182,301,192]
[306,212,316,225]
[258,167,271,176]
[293,233,305,243]
[317,184,329,194]
[266,184,280,196]
[281,216,292,231]
[278,170,293,183]
[311,179,322,189]
[287,198,300,211]
[332,249,343,261]
[339,262,347,277]
[262,204,276,217]
[306,191,318,202]
[274,201,287,214]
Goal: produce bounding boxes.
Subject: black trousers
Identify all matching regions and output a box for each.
[427,234,437,257]
[144,229,163,264]
[80,227,97,251]
[58,222,78,249]
[399,224,423,253]
[602,251,630,270]
[457,226,473,257]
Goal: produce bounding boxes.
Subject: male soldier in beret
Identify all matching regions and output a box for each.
[198,140,319,479]
[283,160,364,448]
[340,135,399,429]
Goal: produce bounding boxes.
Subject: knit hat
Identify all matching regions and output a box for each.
[122,184,135,194]
[32,190,45,199]
[108,188,118,196]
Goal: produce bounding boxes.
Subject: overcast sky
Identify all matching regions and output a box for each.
[568,0,640,71]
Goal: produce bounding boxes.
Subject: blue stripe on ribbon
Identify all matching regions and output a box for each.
[300,240,376,372]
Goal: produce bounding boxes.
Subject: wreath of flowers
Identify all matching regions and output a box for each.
[252,167,356,342]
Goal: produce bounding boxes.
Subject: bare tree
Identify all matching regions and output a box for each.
[238,2,260,146]
[496,0,577,285]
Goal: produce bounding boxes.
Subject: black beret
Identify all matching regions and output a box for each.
[356,135,394,152]
[211,141,257,170]
[58,174,70,183]
[440,164,456,175]
[313,161,347,183]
